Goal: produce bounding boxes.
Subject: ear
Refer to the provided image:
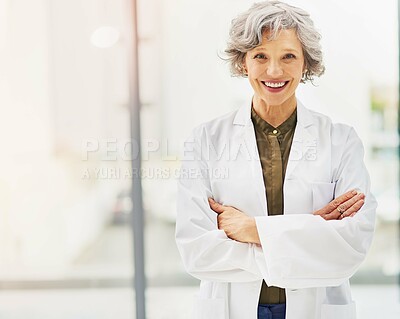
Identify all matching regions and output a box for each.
[242,56,248,75]
[302,59,307,73]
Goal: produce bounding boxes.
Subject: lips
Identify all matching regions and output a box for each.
[261,80,289,92]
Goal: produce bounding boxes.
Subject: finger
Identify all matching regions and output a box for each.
[328,189,357,212]
[341,210,359,219]
[217,215,229,233]
[337,192,365,215]
[339,199,365,219]
[208,198,225,214]
[313,189,357,216]
[326,189,359,213]
[314,190,362,218]
[341,192,365,208]
[217,215,222,229]
[321,209,341,221]
[340,196,365,219]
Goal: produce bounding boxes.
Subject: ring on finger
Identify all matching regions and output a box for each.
[337,206,345,214]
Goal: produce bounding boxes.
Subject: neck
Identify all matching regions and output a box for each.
[252,95,297,127]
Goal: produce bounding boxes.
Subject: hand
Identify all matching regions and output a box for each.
[313,189,365,221]
[208,198,260,244]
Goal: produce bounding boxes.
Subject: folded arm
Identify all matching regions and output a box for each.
[175,128,264,282]
[254,127,376,289]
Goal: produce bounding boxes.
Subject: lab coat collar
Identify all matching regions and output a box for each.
[232,98,314,129]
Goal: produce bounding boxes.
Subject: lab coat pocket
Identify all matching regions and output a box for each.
[283,178,313,214]
[193,281,228,319]
[192,297,226,319]
[321,302,356,319]
[311,182,336,211]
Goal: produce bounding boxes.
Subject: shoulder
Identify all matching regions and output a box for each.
[303,105,365,167]
[305,106,355,143]
[190,108,240,141]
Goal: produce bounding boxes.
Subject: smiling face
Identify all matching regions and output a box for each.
[244,28,305,111]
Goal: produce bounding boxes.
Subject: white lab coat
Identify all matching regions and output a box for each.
[175,100,376,319]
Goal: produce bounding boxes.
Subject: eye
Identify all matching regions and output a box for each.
[253,53,267,60]
[283,53,296,59]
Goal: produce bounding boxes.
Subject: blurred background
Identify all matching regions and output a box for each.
[0,0,399,318]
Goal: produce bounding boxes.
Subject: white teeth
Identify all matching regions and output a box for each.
[263,81,286,88]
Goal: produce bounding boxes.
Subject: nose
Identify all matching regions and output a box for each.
[266,60,284,77]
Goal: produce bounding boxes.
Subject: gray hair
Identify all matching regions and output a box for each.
[225,0,325,83]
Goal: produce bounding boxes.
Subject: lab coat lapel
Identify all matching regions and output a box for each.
[233,104,268,216]
[285,101,316,180]
[244,123,268,216]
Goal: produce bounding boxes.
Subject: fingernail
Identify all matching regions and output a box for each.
[352,190,357,195]
[208,198,214,203]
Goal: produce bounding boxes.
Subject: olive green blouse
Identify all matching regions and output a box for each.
[251,105,297,304]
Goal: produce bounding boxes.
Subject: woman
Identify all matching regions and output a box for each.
[175,1,376,319]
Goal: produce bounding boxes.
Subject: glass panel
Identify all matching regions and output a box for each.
[0,0,134,317]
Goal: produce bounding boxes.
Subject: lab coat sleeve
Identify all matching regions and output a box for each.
[254,126,377,289]
[175,127,264,282]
